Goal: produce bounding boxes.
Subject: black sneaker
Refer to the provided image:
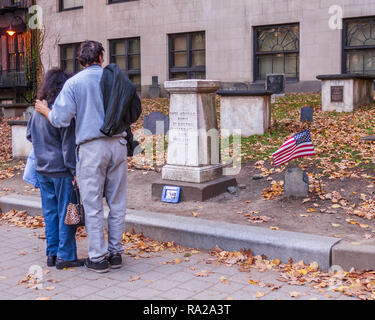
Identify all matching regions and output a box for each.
[108,253,122,269]
[47,255,57,267]
[84,258,110,273]
[56,259,85,270]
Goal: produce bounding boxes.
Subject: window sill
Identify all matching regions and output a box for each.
[59,6,83,12]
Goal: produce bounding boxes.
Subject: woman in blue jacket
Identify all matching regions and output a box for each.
[27,68,84,269]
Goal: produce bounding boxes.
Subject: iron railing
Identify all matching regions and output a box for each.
[0,0,29,10]
[0,69,27,88]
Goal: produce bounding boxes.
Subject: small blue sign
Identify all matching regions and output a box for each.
[161,186,181,203]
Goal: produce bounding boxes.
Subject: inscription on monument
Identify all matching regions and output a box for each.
[169,111,197,146]
[331,86,344,103]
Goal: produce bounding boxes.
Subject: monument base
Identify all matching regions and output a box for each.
[152,176,238,202]
[162,164,224,184]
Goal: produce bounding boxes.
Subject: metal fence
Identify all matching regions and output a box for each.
[0,0,29,10]
[0,70,27,88]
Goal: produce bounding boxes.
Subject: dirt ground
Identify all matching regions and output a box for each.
[0,161,374,244]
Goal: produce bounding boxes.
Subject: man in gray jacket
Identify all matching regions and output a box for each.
[35,41,127,273]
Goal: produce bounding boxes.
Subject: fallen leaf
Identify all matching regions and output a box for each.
[128,275,141,282]
[290,291,300,298]
[254,292,265,299]
[45,286,55,291]
[220,276,230,284]
[194,270,214,277]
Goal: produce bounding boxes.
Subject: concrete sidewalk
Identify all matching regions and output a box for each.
[2,193,374,271]
[0,224,356,301]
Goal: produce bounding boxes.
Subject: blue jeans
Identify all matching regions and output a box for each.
[37,173,77,262]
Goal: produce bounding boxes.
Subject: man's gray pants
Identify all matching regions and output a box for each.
[76,136,127,263]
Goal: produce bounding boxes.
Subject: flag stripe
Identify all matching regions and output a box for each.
[272,138,295,156]
[272,129,316,166]
[274,149,316,166]
[273,143,314,163]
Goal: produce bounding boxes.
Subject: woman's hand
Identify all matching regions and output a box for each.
[35,99,50,120]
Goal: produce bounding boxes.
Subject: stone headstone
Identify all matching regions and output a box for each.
[143,112,169,135]
[149,76,161,99]
[284,167,309,198]
[300,107,314,123]
[233,82,248,90]
[162,80,223,183]
[23,106,34,121]
[361,135,375,141]
[266,74,286,95]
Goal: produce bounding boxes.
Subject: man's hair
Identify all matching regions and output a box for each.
[77,40,104,67]
[38,68,72,105]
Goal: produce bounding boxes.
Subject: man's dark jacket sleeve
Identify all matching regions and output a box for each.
[100,63,142,137]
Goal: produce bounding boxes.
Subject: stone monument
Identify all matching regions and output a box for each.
[317,74,375,112]
[217,90,272,138]
[152,79,237,201]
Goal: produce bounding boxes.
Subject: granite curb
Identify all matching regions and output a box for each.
[1,194,374,271]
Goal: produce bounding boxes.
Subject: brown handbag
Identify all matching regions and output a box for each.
[64,184,85,227]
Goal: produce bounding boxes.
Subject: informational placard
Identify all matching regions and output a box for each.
[161,186,181,203]
[331,86,344,103]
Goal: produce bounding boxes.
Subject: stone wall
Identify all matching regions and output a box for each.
[37,0,375,96]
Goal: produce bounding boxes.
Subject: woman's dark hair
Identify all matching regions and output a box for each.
[38,68,72,105]
[77,40,104,67]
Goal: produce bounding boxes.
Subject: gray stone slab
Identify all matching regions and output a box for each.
[361,135,375,141]
[152,176,237,202]
[331,240,375,271]
[0,194,341,271]
[125,210,341,271]
[0,195,42,216]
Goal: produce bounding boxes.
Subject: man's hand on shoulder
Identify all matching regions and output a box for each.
[35,99,50,120]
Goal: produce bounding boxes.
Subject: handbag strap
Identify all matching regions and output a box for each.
[75,185,82,204]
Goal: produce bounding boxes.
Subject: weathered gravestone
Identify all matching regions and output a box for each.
[149,76,161,99]
[266,74,286,95]
[301,107,314,123]
[23,106,35,121]
[152,80,237,201]
[217,90,273,138]
[283,167,309,198]
[143,112,169,135]
[316,74,375,112]
[233,82,248,90]
[361,135,375,141]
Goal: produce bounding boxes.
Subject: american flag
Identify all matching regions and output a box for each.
[272,129,316,166]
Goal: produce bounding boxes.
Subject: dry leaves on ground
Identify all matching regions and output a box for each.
[207,245,375,300]
[347,198,375,220]
[0,210,44,229]
[263,181,284,200]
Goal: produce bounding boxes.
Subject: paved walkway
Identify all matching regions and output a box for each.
[0,224,356,300]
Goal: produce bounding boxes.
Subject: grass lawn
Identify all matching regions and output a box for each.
[133,93,374,178]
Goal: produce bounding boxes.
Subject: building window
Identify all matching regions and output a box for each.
[108,0,138,3]
[343,17,375,75]
[109,37,141,90]
[8,33,25,71]
[60,43,82,74]
[254,24,299,81]
[168,31,206,80]
[59,0,83,11]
